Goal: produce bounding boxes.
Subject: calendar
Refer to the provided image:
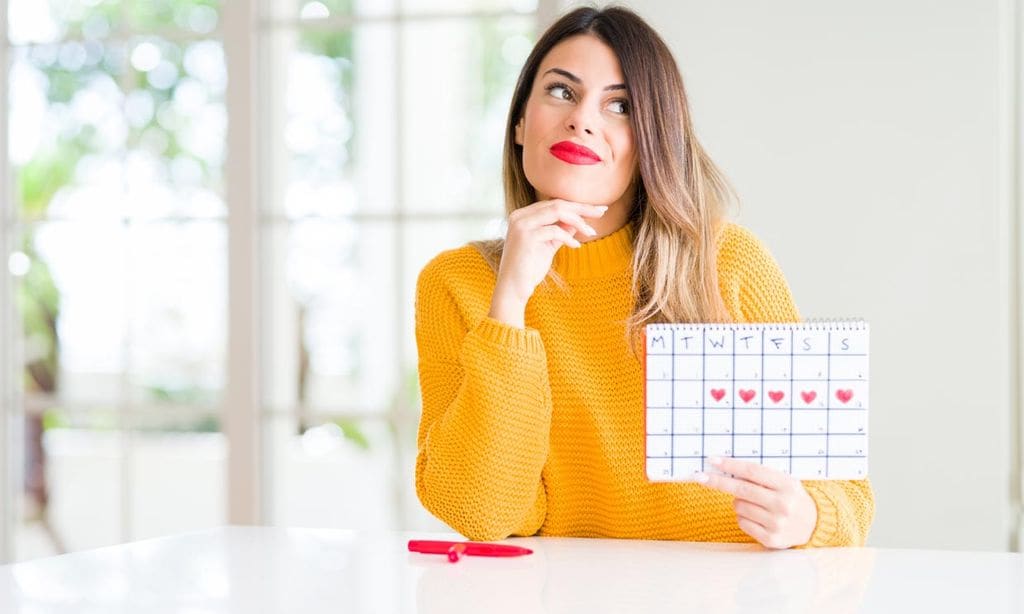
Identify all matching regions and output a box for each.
[644,322,868,481]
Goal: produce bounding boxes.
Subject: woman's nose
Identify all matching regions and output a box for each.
[567,122,594,135]
[564,105,595,135]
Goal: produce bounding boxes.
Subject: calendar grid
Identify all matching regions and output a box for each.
[700,327,706,472]
[788,329,794,475]
[760,329,765,466]
[730,327,736,464]
[644,322,869,481]
[670,329,675,462]
[825,331,831,477]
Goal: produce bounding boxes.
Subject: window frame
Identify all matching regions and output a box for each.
[0,0,17,565]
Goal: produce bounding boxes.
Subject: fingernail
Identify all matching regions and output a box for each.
[585,225,597,236]
[708,456,723,466]
[571,239,582,248]
[693,472,709,484]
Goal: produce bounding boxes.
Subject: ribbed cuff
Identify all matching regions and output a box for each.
[472,317,546,354]
[797,484,840,548]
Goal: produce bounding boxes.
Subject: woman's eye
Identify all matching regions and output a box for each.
[608,100,629,115]
[546,84,573,101]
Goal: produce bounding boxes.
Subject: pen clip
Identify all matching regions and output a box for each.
[447,542,466,563]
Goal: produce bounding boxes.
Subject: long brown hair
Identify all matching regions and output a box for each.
[475,6,734,349]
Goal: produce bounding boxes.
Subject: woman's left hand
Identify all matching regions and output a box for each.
[695,457,817,549]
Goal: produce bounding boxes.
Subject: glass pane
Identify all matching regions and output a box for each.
[10,39,225,222]
[399,429,450,531]
[265,24,394,217]
[16,409,125,560]
[402,16,534,212]
[127,0,221,34]
[124,37,227,219]
[266,0,397,20]
[126,221,226,407]
[8,0,122,45]
[266,417,399,529]
[401,0,536,13]
[14,222,128,405]
[262,220,397,414]
[10,43,129,222]
[129,412,225,541]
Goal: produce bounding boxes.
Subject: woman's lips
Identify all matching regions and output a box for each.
[549,141,601,165]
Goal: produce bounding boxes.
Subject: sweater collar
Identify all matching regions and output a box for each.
[551,223,633,279]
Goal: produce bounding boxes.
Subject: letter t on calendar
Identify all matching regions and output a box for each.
[644,322,869,481]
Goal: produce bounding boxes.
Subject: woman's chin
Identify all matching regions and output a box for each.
[530,179,612,206]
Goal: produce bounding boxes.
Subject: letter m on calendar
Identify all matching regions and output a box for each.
[644,322,869,481]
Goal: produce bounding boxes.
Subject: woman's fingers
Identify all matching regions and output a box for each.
[510,200,607,238]
[514,198,608,219]
[534,225,582,249]
[698,472,774,508]
[737,517,787,550]
[710,456,792,491]
[733,499,776,531]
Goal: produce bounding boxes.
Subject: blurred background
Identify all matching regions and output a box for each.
[1,0,1022,562]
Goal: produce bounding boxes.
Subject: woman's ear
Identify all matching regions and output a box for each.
[514,117,525,145]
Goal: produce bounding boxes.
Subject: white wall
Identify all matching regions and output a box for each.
[566,0,1022,550]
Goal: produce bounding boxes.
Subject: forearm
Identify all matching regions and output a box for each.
[416,317,552,540]
[487,283,528,329]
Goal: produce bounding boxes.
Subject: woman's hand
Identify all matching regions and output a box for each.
[489,199,607,328]
[696,456,817,549]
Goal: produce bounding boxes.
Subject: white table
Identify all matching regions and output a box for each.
[1,526,1021,613]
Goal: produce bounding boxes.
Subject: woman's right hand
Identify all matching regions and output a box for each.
[488,199,608,328]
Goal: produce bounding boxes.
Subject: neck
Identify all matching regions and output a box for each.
[551,222,634,279]
[586,202,631,242]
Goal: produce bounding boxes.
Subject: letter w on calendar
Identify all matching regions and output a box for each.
[644,322,869,481]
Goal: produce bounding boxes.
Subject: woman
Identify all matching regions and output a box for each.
[414,6,874,548]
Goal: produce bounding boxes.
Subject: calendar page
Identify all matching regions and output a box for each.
[644,322,868,481]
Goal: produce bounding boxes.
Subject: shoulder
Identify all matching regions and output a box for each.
[714,222,801,322]
[418,244,494,286]
[416,243,498,318]
[714,222,786,282]
[715,222,774,270]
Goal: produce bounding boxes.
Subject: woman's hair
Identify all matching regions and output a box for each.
[474,5,735,350]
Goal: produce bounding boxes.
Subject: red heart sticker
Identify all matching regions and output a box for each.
[710,388,726,402]
[738,389,756,403]
[836,389,854,404]
[768,390,785,403]
[800,391,817,404]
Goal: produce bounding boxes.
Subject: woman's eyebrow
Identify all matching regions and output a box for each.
[542,67,627,92]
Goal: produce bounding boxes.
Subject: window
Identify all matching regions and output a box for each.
[1,0,547,562]
[3,0,229,560]
[257,0,537,531]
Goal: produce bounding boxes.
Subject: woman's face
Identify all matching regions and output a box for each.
[515,34,637,208]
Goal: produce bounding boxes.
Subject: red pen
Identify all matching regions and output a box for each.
[408,540,533,559]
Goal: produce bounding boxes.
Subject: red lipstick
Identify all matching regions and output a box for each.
[549,141,601,165]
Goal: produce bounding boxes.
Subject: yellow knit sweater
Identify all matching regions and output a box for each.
[414,222,875,546]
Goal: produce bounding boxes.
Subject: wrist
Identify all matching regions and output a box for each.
[488,286,527,328]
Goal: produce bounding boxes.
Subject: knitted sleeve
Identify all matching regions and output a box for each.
[717,223,876,547]
[413,250,552,541]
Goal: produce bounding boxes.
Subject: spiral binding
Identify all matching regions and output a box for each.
[645,319,868,332]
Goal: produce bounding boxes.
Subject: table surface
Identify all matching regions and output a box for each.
[1,526,1022,613]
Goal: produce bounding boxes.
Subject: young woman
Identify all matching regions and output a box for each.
[414,6,874,549]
